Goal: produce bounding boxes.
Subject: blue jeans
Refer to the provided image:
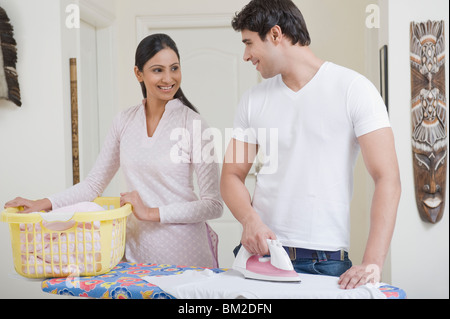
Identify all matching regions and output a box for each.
[233,244,352,278]
[287,249,352,277]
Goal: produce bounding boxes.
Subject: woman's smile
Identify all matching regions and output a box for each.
[158,84,176,92]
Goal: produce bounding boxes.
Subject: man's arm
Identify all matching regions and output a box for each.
[339,127,401,289]
[221,138,276,256]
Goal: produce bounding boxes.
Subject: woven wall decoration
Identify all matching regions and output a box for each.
[0,6,21,107]
[410,20,447,223]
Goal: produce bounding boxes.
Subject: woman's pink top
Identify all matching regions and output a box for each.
[48,99,223,267]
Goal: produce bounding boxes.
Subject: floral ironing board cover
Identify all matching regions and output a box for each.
[41,262,406,299]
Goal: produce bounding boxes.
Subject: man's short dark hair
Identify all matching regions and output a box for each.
[231,0,311,46]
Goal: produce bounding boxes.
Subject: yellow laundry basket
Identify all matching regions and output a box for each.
[0,197,132,279]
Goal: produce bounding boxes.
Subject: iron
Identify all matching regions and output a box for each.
[232,239,301,282]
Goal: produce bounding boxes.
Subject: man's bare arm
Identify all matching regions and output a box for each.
[339,127,401,289]
[220,138,276,255]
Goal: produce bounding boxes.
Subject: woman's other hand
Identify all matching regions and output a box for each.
[120,191,160,222]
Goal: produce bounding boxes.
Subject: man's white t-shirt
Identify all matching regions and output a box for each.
[233,62,390,252]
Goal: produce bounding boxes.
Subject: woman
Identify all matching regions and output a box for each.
[5,34,223,267]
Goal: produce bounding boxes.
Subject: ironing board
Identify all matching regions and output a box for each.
[41,262,406,299]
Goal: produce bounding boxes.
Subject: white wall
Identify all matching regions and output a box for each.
[380,0,449,299]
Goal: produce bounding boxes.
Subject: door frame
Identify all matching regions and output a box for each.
[78,0,122,196]
[79,0,117,146]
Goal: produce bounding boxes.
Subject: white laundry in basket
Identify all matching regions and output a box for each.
[19,202,106,276]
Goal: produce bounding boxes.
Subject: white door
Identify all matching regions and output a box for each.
[137,15,260,267]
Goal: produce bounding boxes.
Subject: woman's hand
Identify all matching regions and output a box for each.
[4,197,52,214]
[120,191,160,222]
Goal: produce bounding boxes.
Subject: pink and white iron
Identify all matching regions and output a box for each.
[233,239,301,282]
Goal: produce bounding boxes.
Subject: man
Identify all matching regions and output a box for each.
[221,0,401,289]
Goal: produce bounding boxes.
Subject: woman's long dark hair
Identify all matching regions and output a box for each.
[135,33,198,113]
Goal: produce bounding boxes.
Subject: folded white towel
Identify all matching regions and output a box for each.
[143,269,387,299]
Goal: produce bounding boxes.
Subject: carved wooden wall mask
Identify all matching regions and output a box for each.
[410,20,447,223]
